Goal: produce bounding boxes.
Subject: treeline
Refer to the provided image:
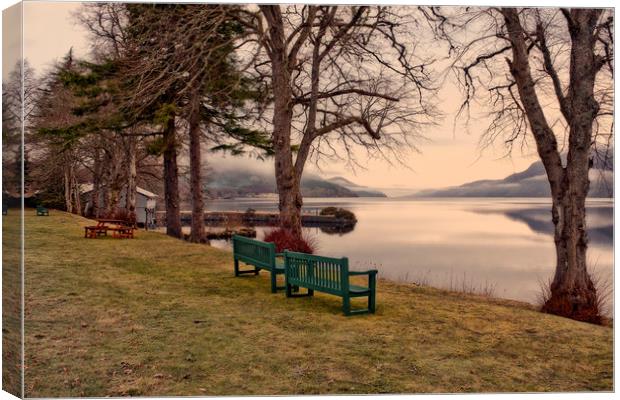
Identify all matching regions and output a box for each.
[6,5,273,242]
[5,4,436,243]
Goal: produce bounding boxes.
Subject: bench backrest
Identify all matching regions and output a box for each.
[284,251,349,296]
[232,235,276,270]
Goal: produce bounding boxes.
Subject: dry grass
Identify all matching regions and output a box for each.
[2,209,22,397]
[16,210,613,397]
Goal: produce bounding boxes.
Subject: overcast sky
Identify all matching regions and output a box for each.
[7,1,541,192]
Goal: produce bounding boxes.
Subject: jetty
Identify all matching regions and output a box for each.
[156,210,357,229]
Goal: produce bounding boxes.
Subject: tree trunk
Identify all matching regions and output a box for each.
[72,172,82,216]
[163,115,182,238]
[63,163,73,214]
[541,9,601,323]
[126,136,137,223]
[109,186,120,214]
[262,5,303,237]
[543,183,598,322]
[91,147,101,218]
[188,95,205,243]
[502,8,600,322]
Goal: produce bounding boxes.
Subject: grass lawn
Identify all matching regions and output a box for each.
[15,210,612,396]
[2,208,22,397]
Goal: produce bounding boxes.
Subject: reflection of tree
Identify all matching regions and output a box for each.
[319,223,356,235]
[471,206,612,246]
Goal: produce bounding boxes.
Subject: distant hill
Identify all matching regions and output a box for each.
[301,178,358,197]
[328,176,363,188]
[205,168,362,198]
[327,176,387,197]
[409,158,613,198]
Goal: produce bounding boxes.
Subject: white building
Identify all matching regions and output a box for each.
[80,184,158,226]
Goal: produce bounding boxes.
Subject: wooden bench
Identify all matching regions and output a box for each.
[36,206,49,216]
[84,221,135,239]
[283,251,377,316]
[84,226,108,238]
[109,226,135,239]
[232,235,285,293]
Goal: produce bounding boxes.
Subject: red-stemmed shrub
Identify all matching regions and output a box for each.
[263,228,317,254]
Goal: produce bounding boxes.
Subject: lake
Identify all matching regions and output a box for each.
[205,197,613,313]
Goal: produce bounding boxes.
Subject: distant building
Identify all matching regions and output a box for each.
[80,184,158,226]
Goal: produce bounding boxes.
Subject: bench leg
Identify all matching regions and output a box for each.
[342,296,351,316]
[286,284,312,297]
[234,258,240,277]
[369,273,377,313]
[369,291,376,314]
[270,272,277,293]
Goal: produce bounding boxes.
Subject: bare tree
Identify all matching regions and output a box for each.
[3,60,38,196]
[425,7,613,322]
[76,3,140,221]
[247,5,437,236]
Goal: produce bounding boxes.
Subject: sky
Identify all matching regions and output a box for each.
[8,1,541,192]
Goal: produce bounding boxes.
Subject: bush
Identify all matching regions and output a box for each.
[263,228,317,254]
[319,206,356,221]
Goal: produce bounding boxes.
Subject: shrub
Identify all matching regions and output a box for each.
[263,228,317,254]
[319,206,356,221]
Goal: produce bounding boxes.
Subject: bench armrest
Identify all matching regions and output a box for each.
[349,269,378,276]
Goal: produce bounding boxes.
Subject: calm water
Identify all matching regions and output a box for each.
[206,197,613,311]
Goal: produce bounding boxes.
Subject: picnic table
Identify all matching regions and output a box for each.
[84,219,135,239]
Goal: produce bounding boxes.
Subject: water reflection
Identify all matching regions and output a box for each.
[207,197,613,311]
[469,204,613,246]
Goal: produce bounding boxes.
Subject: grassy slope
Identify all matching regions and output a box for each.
[2,209,22,396]
[19,211,612,396]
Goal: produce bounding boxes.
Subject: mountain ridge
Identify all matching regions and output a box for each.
[407,158,613,198]
[204,167,386,198]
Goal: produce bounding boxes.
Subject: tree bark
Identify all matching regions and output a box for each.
[188,94,205,243]
[63,162,73,214]
[163,114,182,238]
[502,8,600,322]
[125,136,137,223]
[261,5,304,237]
[72,171,82,216]
[91,147,102,218]
[541,9,601,323]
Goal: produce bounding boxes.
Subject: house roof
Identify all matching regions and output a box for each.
[80,184,158,198]
[136,187,158,198]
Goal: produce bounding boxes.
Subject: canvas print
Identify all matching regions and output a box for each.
[1,1,614,397]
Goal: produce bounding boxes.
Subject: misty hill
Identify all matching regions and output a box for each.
[410,159,613,198]
[328,176,363,188]
[327,176,387,197]
[205,168,363,198]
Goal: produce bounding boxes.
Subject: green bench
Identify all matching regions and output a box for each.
[232,235,285,293]
[36,206,49,216]
[283,251,377,316]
